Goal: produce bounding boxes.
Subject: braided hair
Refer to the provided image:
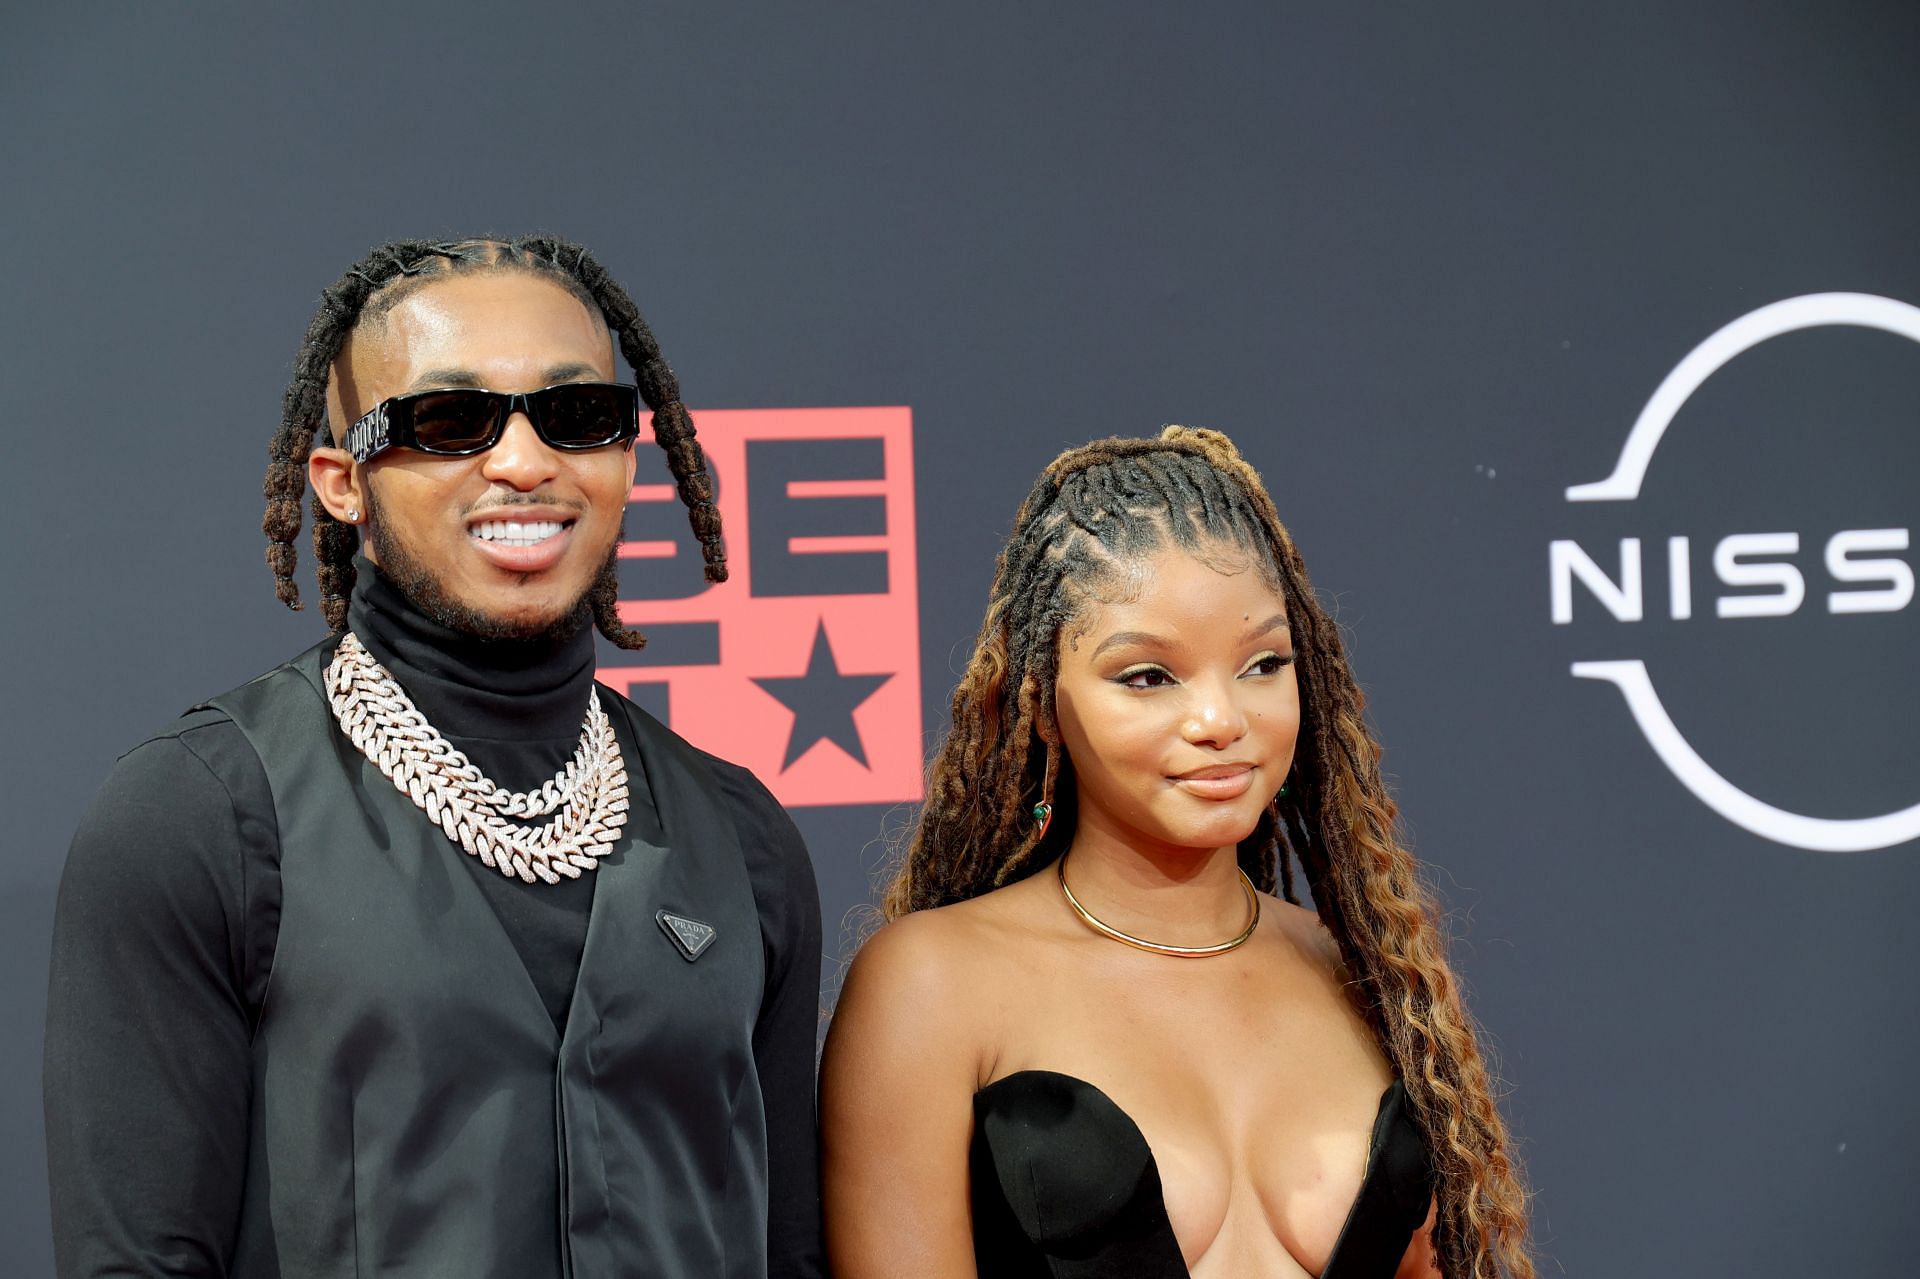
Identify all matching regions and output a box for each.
[885,426,1535,1279]
[262,236,725,646]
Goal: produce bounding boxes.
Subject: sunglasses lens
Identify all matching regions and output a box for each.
[540,384,634,447]
[409,391,504,453]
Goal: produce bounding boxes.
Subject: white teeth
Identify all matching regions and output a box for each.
[471,520,565,547]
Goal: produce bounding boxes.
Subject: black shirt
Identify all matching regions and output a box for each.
[43,561,826,1278]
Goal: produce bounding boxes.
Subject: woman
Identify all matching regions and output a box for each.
[821,428,1533,1278]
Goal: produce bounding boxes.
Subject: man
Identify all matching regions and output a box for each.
[44,238,825,1278]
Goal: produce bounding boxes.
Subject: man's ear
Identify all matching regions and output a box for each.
[315,346,376,526]
[309,446,366,525]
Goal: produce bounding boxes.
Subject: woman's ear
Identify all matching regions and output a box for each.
[1023,674,1062,746]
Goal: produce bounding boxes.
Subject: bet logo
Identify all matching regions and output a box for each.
[1550,294,1917,852]
[600,407,923,808]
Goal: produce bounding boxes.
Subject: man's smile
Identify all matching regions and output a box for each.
[464,506,581,573]
[469,517,573,547]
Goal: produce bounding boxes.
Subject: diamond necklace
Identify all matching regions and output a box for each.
[324,632,630,884]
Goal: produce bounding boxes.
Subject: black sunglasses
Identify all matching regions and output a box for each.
[343,382,641,463]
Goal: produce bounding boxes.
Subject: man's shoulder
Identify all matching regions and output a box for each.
[596,687,816,900]
[109,705,272,817]
[594,683,785,815]
[189,639,336,721]
[121,703,250,779]
[68,709,265,913]
[678,742,820,949]
[133,703,237,749]
[108,639,336,800]
[691,743,807,867]
[691,745,782,814]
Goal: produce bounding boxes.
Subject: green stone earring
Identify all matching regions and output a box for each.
[1031,801,1053,841]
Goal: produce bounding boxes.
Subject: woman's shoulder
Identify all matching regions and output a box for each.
[830,885,1042,1081]
[1261,895,1349,978]
[844,886,1028,994]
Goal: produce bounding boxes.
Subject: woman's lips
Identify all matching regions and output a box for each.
[1170,765,1255,800]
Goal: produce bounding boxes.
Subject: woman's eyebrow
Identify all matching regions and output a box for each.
[1239,614,1290,644]
[1089,630,1169,661]
[1089,615,1289,660]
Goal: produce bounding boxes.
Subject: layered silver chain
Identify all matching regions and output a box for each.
[324,632,629,884]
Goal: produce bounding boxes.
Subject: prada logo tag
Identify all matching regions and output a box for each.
[656,910,718,962]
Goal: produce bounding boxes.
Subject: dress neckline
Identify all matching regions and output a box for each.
[973,1069,1422,1278]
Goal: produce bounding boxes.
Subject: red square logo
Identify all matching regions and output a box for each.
[600,407,923,807]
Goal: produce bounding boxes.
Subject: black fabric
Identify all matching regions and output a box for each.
[218,646,767,1277]
[971,1073,1433,1279]
[44,558,826,1279]
[1320,1082,1438,1279]
[971,1072,1188,1278]
[347,560,607,1032]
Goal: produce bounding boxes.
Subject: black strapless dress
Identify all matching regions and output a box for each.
[971,1072,1433,1278]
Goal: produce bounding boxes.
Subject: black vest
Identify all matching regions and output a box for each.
[211,641,769,1278]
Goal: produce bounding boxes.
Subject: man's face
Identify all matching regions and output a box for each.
[325,271,636,640]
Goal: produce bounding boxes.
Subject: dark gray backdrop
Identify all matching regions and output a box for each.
[5,3,1917,1274]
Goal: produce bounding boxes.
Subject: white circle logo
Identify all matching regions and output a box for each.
[1562,292,1919,853]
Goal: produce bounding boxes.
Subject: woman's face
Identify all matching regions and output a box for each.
[1052,542,1300,860]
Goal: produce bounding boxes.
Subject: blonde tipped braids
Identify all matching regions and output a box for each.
[886,426,1536,1278]
[326,632,630,884]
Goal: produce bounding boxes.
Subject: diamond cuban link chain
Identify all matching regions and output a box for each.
[325,633,630,884]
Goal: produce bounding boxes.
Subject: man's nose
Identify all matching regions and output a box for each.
[478,412,561,490]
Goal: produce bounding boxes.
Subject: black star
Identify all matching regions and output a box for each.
[754,620,895,771]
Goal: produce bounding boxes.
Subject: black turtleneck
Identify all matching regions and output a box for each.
[349,559,606,1028]
[44,560,826,1278]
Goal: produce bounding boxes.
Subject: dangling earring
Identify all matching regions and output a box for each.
[1031,737,1062,843]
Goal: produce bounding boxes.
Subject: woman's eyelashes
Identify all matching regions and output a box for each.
[1243,651,1297,678]
[1112,651,1296,690]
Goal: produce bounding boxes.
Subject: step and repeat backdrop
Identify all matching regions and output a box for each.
[5,3,1916,1274]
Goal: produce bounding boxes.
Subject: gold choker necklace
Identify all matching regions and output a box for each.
[1057,856,1260,957]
